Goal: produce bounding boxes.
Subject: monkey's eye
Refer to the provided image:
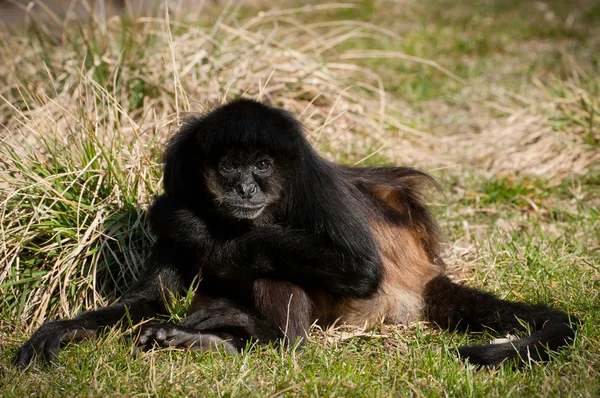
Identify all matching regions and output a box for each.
[219,161,238,174]
[255,159,272,171]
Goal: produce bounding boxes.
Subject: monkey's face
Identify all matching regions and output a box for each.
[204,149,283,220]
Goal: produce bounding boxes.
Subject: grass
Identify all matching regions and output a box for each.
[0,0,599,396]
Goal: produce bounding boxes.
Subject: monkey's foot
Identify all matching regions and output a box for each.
[136,321,238,355]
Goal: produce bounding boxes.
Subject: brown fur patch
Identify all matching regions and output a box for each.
[321,220,443,328]
[311,171,445,329]
[371,221,441,294]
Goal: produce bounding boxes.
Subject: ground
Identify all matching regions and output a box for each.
[0,0,598,396]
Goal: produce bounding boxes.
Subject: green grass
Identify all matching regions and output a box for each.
[1,0,599,396]
[2,170,598,396]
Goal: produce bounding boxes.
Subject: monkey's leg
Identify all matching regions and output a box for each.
[253,279,312,347]
[14,239,192,368]
[181,280,314,348]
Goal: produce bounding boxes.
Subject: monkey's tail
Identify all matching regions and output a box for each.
[422,274,580,367]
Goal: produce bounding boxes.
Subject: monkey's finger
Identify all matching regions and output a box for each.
[138,332,157,346]
[138,322,178,344]
[137,328,153,345]
[154,327,167,341]
[168,333,201,348]
[133,339,155,353]
[138,326,163,345]
[141,328,181,348]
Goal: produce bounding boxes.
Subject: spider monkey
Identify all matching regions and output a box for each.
[14,99,579,369]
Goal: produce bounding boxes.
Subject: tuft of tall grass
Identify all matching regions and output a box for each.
[0,88,162,327]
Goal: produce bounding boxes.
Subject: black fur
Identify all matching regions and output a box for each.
[149,100,579,367]
[13,99,382,367]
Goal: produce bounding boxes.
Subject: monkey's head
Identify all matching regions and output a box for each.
[163,99,375,241]
[163,99,303,221]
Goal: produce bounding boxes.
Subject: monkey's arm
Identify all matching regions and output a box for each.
[13,239,192,368]
[208,227,382,298]
[149,196,382,298]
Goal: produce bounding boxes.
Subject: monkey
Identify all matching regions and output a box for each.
[14,99,580,369]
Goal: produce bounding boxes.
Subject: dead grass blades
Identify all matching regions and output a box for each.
[435,66,600,180]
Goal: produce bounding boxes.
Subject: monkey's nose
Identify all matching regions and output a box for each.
[236,183,258,199]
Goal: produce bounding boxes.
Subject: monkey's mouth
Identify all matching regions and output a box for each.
[229,203,266,219]
[235,203,264,210]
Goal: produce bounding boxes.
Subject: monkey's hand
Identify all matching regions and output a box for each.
[148,195,211,249]
[13,319,95,368]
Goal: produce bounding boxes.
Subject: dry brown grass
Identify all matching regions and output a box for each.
[425,70,600,180]
[442,111,598,179]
